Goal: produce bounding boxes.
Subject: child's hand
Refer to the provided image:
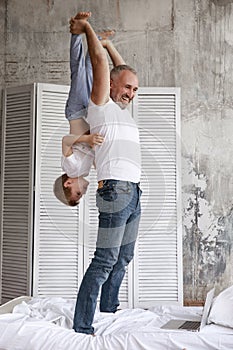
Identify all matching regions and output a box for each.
[87,133,104,148]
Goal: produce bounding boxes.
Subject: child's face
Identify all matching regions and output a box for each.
[69,177,89,203]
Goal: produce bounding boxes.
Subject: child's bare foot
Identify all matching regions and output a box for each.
[97,30,115,40]
[74,11,91,20]
[98,30,115,48]
[69,17,90,35]
[69,11,91,34]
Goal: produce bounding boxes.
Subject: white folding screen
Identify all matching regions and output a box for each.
[1,84,182,307]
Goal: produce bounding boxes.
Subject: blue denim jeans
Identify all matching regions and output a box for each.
[65,34,93,120]
[73,180,142,334]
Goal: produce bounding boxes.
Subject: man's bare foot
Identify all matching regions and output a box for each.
[74,11,91,20]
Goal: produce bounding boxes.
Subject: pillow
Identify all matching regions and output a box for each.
[208,284,233,328]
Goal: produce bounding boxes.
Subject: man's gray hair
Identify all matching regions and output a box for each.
[110,64,137,79]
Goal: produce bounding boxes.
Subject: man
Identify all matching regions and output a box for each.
[54,11,126,206]
[70,13,142,335]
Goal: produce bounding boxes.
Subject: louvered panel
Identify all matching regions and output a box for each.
[33,84,80,298]
[84,169,98,261]
[133,88,182,307]
[1,85,35,303]
[83,169,101,300]
[84,168,130,307]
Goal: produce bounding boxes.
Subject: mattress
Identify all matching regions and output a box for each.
[0,297,232,350]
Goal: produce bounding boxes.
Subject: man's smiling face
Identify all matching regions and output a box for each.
[110,70,139,109]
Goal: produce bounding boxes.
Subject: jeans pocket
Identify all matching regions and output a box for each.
[99,188,118,202]
[96,181,134,213]
[97,183,118,204]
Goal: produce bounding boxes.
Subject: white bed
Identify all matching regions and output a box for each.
[0,296,233,350]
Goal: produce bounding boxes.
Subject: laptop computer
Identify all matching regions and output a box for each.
[161,288,215,332]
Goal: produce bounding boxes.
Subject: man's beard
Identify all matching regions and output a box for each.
[115,101,128,110]
[112,94,130,110]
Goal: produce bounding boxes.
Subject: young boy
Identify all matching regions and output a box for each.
[54,12,125,206]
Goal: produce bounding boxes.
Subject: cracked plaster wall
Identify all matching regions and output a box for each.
[1,0,233,301]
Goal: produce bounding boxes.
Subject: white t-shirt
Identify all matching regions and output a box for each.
[86,98,141,183]
[61,142,94,178]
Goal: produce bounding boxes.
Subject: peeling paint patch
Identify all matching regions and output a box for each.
[183,157,232,297]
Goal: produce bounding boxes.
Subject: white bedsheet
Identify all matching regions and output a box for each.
[0,297,233,350]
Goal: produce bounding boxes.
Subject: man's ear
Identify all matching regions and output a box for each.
[64,178,73,188]
[110,78,113,88]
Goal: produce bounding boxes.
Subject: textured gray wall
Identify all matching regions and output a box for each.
[1,0,233,301]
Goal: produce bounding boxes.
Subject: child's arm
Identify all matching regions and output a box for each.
[62,133,104,157]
